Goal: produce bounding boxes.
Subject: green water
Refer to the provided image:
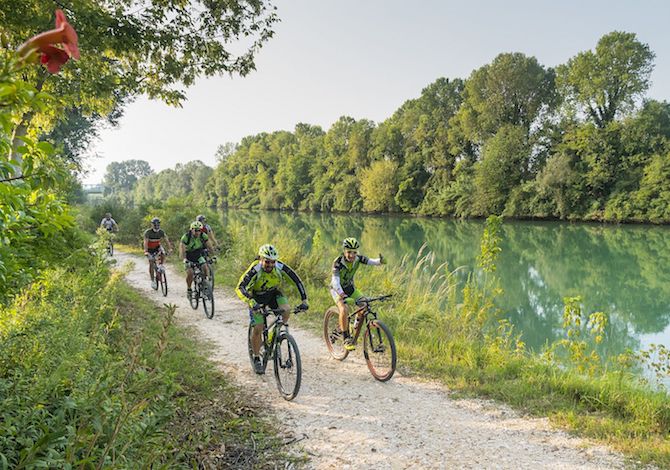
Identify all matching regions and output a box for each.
[222,209,670,359]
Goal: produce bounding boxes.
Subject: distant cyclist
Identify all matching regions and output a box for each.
[330,237,385,350]
[100,212,118,232]
[236,244,309,374]
[196,214,219,249]
[179,221,214,299]
[143,217,173,289]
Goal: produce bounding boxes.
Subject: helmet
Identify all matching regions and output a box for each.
[342,237,360,250]
[190,221,204,231]
[258,244,279,260]
[105,212,111,218]
[196,214,206,223]
[151,217,160,226]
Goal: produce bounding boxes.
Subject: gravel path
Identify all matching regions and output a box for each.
[116,251,629,469]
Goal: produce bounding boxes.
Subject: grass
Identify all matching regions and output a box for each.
[0,243,303,468]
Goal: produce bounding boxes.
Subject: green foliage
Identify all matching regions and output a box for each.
[0,53,76,304]
[360,160,399,212]
[557,31,655,128]
[103,159,153,196]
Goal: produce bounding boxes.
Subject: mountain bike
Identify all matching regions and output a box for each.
[323,294,397,382]
[187,261,214,319]
[204,249,217,288]
[147,252,168,296]
[105,230,114,257]
[247,305,305,400]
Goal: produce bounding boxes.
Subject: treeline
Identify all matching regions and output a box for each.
[126,31,670,223]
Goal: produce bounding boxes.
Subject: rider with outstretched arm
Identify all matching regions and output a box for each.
[330,237,385,350]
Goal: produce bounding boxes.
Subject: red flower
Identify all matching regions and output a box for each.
[16,9,80,73]
[40,45,71,74]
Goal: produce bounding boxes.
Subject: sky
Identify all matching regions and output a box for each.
[83,0,670,184]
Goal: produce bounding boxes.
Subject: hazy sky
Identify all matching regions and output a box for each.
[84,0,670,183]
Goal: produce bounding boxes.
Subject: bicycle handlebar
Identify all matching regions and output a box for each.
[253,304,305,316]
[355,294,393,306]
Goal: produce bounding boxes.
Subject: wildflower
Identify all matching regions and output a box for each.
[16,9,79,73]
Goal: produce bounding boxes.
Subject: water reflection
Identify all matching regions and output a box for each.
[221,209,670,358]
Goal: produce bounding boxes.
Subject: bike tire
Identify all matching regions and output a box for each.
[108,241,114,257]
[151,263,159,291]
[247,323,267,373]
[189,279,199,309]
[159,269,168,296]
[202,279,214,319]
[363,319,397,382]
[323,306,349,361]
[273,333,302,401]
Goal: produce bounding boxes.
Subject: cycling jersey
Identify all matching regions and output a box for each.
[180,231,209,252]
[236,260,307,307]
[100,218,117,231]
[331,254,381,297]
[144,228,166,250]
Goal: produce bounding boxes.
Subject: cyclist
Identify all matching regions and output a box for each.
[179,221,215,299]
[330,237,385,350]
[143,217,173,289]
[236,244,309,374]
[196,214,219,249]
[100,212,118,232]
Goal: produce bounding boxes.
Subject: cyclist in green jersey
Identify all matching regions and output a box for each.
[180,221,215,299]
[330,237,385,350]
[236,244,309,374]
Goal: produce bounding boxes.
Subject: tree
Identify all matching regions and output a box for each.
[1,1,278,168]
[360,160,399,212]
[557,31,655,128]
[104,159,153,194]
[474,125,531,214]
[452,53,556,149]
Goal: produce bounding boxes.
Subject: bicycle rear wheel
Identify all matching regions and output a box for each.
[323,306,349,361]
[202,279,214,319]
[273,333,301,401]
[363,320,397,382]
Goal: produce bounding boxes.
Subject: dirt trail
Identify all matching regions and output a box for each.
[116,251,629,469]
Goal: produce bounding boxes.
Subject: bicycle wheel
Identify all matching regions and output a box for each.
[363,320,397,382]
[189,277,199,309]
[151,263,159,290]
[159,268,168,296]
[202,278,214,319]
[273,333,301,401]
[323,306,349,361]
[108,241,114,257]
[247,323,267,373]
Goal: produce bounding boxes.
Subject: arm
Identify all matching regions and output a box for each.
[236,264,257,306]
[281,263,307,301]
[360,254,382,266]
[143,234,149,253]
[208,228,219,247]
[179,241,186,260]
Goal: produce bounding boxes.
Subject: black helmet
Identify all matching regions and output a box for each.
[196,214,206,223]
[151,217,160,226]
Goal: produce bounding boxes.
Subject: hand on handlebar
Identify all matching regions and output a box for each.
[297,301,309,312]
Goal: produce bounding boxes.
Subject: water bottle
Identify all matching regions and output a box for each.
[267,328,275,345]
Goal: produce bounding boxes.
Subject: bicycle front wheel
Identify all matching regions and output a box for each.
[323,306,349,361]
[159,269,168,296]
[108,241,114,257]
[189,280,199,309]
[273,333,301,401]
[202,279,214,319]
[364,320,397,382]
